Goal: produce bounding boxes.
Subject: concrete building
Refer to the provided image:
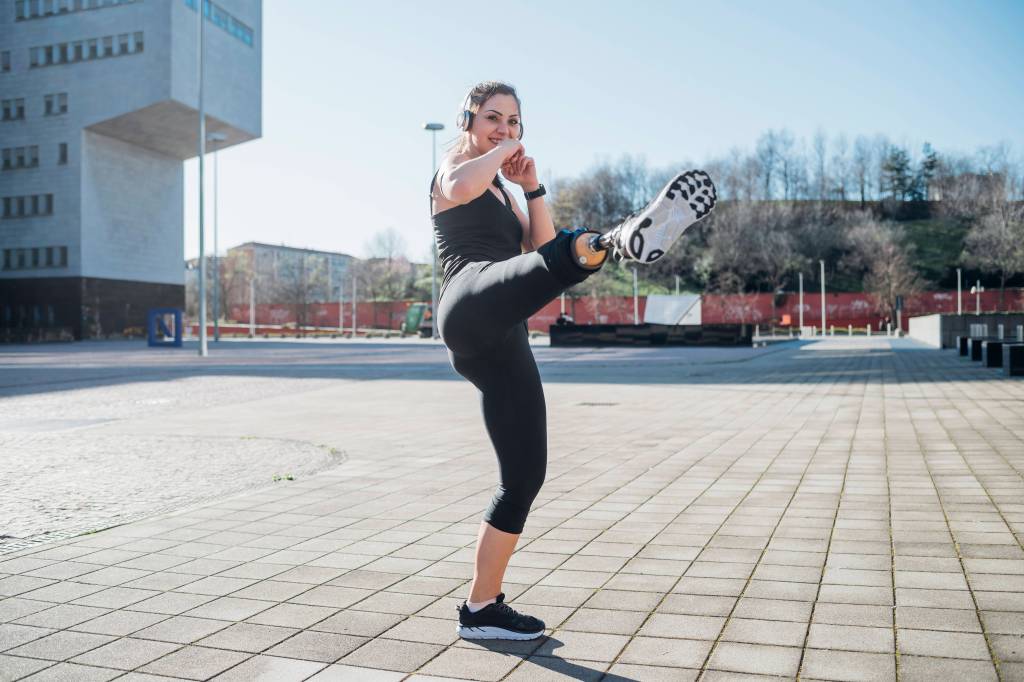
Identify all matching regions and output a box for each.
[0,0,261,340]
[188,242,355,320]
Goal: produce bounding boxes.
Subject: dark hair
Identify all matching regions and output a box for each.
[453,81,522,153]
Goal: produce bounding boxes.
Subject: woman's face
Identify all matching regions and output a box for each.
[468,94,521,155]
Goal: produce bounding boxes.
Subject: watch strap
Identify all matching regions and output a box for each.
[524,184,547,200]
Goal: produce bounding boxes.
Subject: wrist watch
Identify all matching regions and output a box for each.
[524,184,546,200]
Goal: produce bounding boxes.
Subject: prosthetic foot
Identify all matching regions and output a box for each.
[594,170,717,264]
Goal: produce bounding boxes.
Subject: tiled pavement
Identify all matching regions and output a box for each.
[1,337,1023,681]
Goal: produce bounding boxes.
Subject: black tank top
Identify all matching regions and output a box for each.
[431,174,523,299]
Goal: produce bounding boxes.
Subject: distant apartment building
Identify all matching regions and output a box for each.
[0,0,262,340]
[186,242,355,318]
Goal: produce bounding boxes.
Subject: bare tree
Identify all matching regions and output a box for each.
[550,160,639,231]
[852,135,872,207]
[361,227,413,327]
[962,204,1024,309]
[843,216,925,322]
[706,202,762,293]
[755,203,806,321]
[755,131,780,200]
[218,251,252,319]
[276,253,327,328]
[830,133,850,200]
[813,130,828,201]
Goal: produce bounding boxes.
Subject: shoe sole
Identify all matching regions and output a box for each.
[625,170,717,263]
[458,625,545,640]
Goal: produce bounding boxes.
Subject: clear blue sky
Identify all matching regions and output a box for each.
[183,0,1024,262]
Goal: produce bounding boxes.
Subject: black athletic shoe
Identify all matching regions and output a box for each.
[457,593,545,640]
[604,170,717,264]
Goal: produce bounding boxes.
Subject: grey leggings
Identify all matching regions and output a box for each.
[437,229,600,534]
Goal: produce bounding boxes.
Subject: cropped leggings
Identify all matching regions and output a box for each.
[437,229,602,534]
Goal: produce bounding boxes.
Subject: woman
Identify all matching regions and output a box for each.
[431,81,716,640]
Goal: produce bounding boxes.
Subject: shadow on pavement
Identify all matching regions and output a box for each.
[0,337,1014,399]
[464,635,615,681]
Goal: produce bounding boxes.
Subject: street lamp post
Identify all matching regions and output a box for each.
[799,272,804,331]
[632,267,639,325]
[208,131,227,342]
[423,122,444,339]
[819,260,826,336]
[196,0,207,356]
[248,274,255,338]
[957,268,963,315]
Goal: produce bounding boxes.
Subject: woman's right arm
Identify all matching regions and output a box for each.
[438,139,523,205]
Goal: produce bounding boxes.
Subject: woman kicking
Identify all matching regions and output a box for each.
[430,81,716,640]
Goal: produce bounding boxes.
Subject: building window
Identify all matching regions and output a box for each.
[2,249,10,270]
[2,98,26,121]
[16,249,26,268]
[0,194,54,218]
[18,0,135,20]
[31,248,40,268]
[45,247,54,266]
[43,92,69,114]
[0,145,41,169]
[59,246,67,266]
[59,143,68,165]
[185,0,255,48]
[31,33,144,69]
[1,51,10,72]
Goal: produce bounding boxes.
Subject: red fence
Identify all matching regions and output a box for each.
[228,289,1024,334]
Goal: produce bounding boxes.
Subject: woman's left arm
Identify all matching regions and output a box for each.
[503,152,555,251]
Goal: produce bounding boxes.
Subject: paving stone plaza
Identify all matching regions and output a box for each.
[1,337,1023,681]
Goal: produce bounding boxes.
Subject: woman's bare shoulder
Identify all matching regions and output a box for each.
[432,152,473,212]
[440,151,471,173]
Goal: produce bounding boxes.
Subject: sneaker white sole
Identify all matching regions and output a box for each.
[621,170,717,263]
[458,625,545,640]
